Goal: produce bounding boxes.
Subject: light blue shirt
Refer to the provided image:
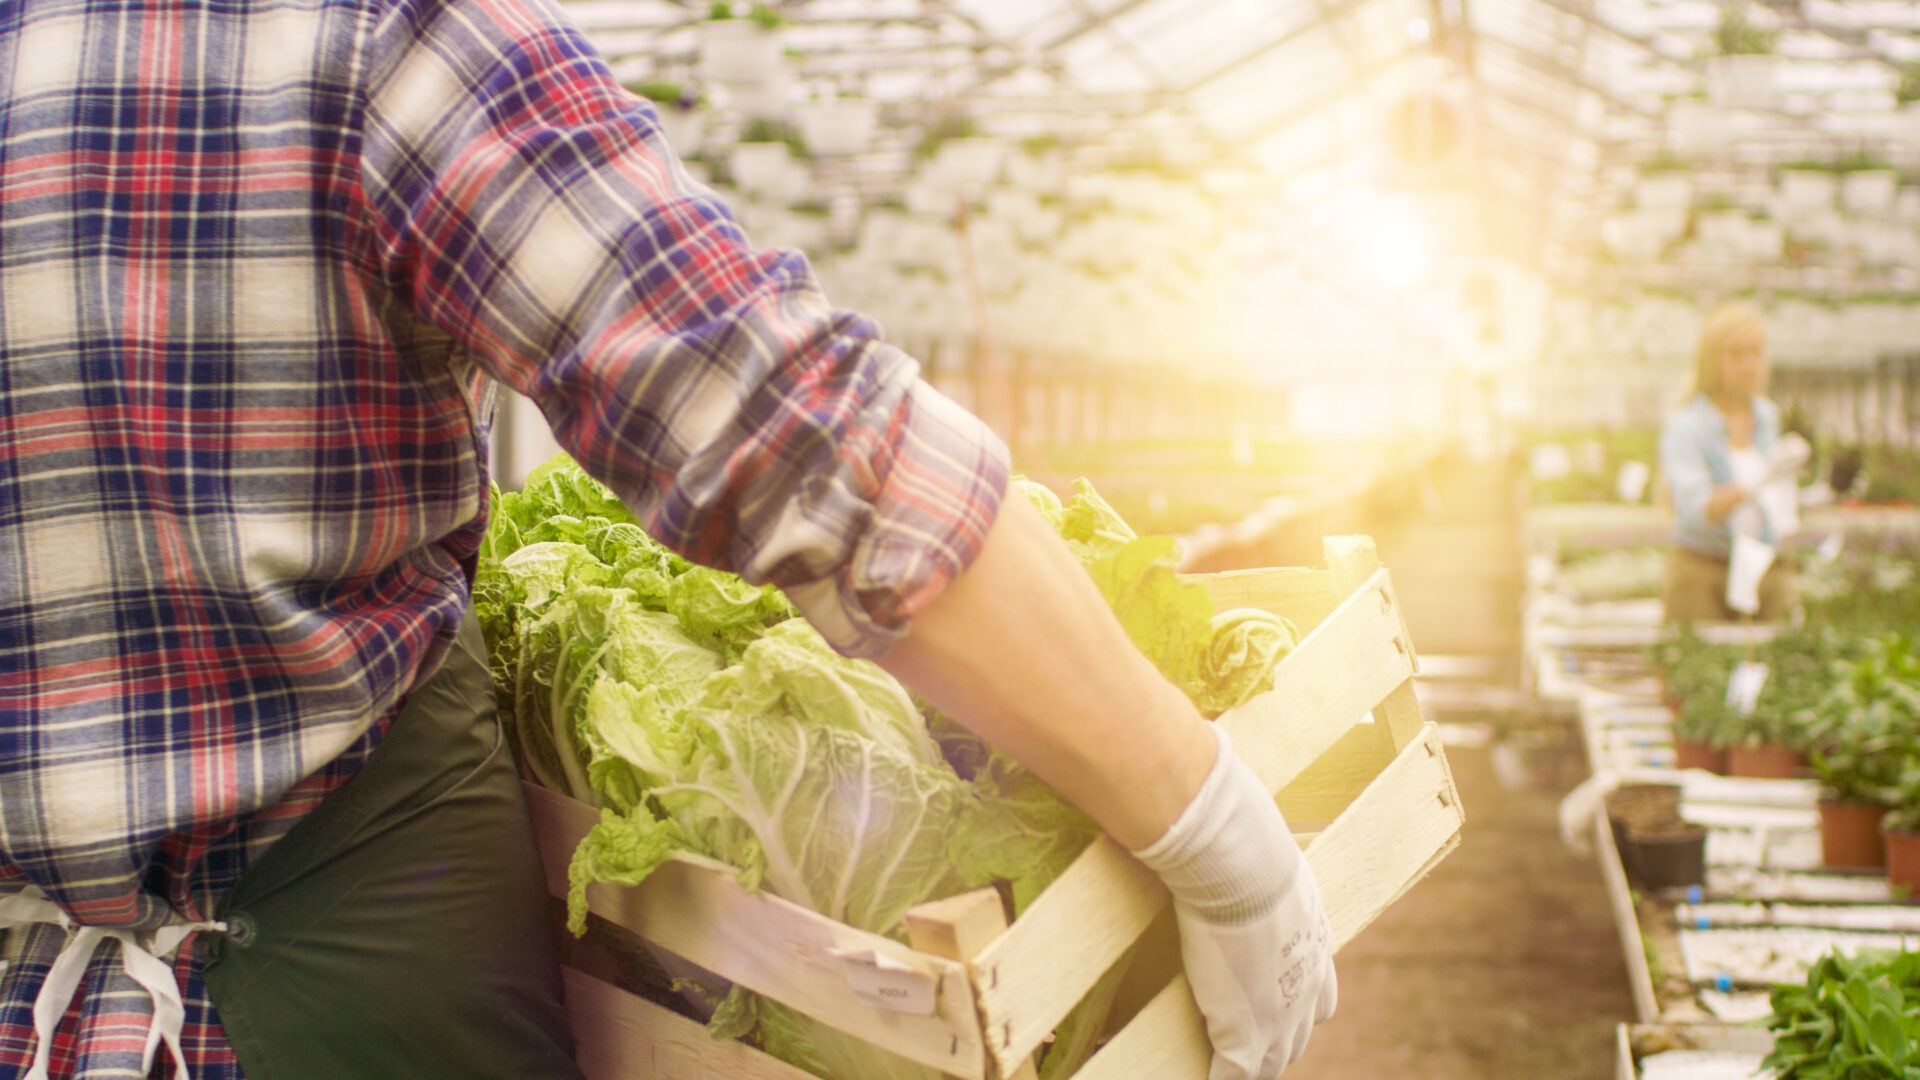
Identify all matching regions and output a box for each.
[1659,394,1782,555]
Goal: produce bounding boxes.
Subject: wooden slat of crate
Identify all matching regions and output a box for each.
[526,786,988,1079]
[1217,568,1421,786]
[1197,567,1339,629]
[534,540,1462,1080]
[1069,721,1462,1080]
[564,966,819,1080]
[967,567,1421,1073]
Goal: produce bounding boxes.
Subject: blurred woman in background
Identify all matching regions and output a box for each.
[1658,302,1800,622]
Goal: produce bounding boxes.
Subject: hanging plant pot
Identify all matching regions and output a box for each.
[1778,169,1838,220]
[700,19,784,84]
[1902,101,1920,150]
[929,137,1006,191]
[795,98,877,157]
[1634,173,1693,213]
[654,104,704,155]
[1842,169,1900,217]
[721,73,790,119]
[1884,826,1920,893]
[1818,800,1888,869]
[1673,737,1728,774]
[1706,54,1778,111]
[1727,741,1805,779]
[1668,100,1731,155]
[730,141,799,199]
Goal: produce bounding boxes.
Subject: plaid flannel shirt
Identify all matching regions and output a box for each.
[0,0,1008,1073]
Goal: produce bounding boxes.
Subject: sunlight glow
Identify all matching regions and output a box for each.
[1366,215,1429,288]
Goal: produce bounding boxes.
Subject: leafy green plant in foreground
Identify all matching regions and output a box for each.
[1763,948,1920,1079]
[478,457,1301,1079]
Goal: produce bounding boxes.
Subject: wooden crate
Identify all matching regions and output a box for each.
[527,536,1466,1080]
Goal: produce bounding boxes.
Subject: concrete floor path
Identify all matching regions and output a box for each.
[1214,452,1635,1079]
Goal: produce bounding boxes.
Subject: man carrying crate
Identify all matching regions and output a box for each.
[0,0,1335,1077]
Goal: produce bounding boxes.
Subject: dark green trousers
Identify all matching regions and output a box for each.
[202,616,583,1079]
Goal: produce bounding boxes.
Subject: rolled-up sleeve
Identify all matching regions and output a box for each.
[355,0,1007,656]
[1660,407,1720,551]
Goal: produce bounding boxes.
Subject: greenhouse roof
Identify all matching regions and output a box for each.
[566,0,1920,286]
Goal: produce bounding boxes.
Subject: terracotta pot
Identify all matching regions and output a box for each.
[1819,800,1888,869]
[1673,737,1727,774]
[1885,827,1920,893]
[1728,742,1806,779]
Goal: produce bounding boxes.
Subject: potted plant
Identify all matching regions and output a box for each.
[1740,213,1785,260]
[1635,155,1693,213]
[1658,625,1734,773]
[1882,763,1920,893]
[1725,627,1842,779]
[1804,642,1920,867]
[1778,163,1838,219]
[1898,62,1920,142]
[1899,62,1920,108]
[1824,636,1920,889]
[1667,96,1730,155]
[1760,948,1920,1077]
[701,4,787,86]
[795,92,877,158]
[1707,3,1777,111]
[1605,782,1704,889]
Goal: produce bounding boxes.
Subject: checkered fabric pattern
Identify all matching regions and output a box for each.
[0,0,1008,1072]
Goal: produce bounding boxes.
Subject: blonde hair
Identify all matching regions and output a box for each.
[1688,302,1768,399]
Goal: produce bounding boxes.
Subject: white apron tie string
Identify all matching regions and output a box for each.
[0,886,225,1080]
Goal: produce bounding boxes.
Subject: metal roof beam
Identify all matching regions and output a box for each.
[1038,0,1164,51]
[1505,0,1659,52]
[1235,41,1428,144]
[1176,0,1389,98]
[1468,32,1659,119]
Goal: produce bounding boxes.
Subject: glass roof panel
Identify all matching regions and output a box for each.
[545,0,1920,284]
[1109,0,1321,88]
[1185,25,1358,136]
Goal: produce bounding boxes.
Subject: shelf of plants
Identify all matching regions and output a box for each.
[1529,528,1920,1076]
[482,458,1463,1080]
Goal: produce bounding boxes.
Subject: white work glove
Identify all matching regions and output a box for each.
[1764,433,1811,485]
[1133,725,1337,1080]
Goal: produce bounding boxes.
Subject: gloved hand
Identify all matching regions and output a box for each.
[1133,725,1337,1080]
[1764,433,1811,485]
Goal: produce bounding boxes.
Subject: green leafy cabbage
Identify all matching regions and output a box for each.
[478,457,1303,1079]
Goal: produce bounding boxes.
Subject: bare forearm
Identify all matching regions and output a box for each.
[873,495,1216,850]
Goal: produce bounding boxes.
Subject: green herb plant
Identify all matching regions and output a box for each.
[1762,948,1920,1078]
[1715,3,1776,55]
[1807,636,1920,813]
[1897,63,1920,107]
[736,116,808,159]
[707,3,785,26]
